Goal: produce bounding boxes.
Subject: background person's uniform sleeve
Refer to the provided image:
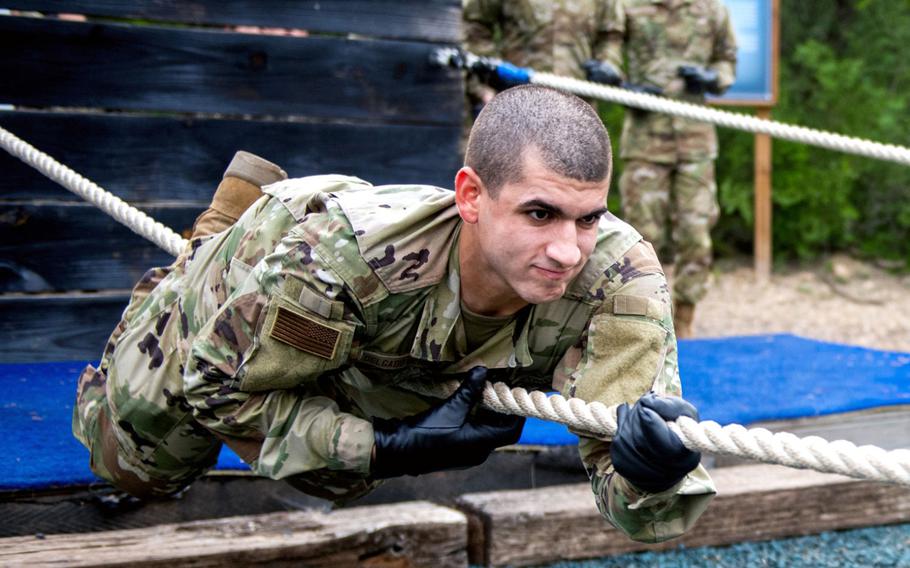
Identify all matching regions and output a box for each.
[557,241,716,542]
[596,0,627,76]
[463,0,503,103]
[183,227,375,480]
[709,1,738,93]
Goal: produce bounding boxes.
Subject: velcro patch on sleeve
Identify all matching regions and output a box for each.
[612,295,664,321]
[270,306,340,359]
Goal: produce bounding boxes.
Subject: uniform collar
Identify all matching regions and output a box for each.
[409,233,534,370]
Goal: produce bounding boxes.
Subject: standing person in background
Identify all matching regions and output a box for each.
[585,0,737,338]
[462,0,620,118]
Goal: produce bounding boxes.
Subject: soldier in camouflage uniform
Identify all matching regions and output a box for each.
[73,86,715,543]
[596,0,738,337]
[463,0,614,108]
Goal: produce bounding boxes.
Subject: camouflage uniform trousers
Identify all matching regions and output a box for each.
[72,160,268,497]
[72,258,218,498]
[72,234,383,502]
[618,158,719,304]
[70,154,379,502]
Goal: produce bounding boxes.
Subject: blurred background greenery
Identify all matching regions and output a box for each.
[601,0,910,269]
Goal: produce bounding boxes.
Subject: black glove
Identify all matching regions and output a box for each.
[371,367,525,478]
[623,83,663,96]
[610,393,701,493]
[583,59,623,86]
[678,65,721,95]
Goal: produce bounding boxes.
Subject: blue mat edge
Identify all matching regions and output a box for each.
[3,333,909,490]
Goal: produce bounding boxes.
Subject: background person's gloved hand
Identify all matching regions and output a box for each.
[470,58,528,92]
[677,65,721,95]
[610,393,702,493]
[582,59,623,86]
[371,367,525,478]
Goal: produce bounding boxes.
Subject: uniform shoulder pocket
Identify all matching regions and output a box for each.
[239,288,356,392]
[572,296,671,407]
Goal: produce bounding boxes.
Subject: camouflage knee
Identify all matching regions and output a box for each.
[73,364,218,498]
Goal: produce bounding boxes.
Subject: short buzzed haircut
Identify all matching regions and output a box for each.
[464,85,612,196]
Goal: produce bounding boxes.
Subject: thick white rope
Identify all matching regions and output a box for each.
[4,125,910,487]
[433,48,910,167]
[484,383,910,486]
[0,125,188,257]
[530,73,910,167]
[404,379,910,487]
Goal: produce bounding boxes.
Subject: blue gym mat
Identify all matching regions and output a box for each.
[2,334,908,491]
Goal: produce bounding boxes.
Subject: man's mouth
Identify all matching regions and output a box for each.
[533,265,571,281]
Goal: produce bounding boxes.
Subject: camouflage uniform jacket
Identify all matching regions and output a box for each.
[604,0,738,163]
[137,175,713,542]
[463,0,613,103]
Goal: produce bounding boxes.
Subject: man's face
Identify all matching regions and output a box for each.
[463,152,609,312]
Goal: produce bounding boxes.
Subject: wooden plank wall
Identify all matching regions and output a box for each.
[0,2,463,362]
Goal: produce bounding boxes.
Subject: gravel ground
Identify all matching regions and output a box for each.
[547,522,910,568]
[688,254,910,353]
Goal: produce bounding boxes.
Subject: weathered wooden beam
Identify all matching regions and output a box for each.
[456,463,910,567]
[0,111,461,203]
[0,292,129,363]
[0,204,198,293]
[0,500,468,567]
[4,1,462,43]
[0,16,464,123]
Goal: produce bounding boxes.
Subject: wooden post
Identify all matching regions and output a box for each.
[456,464,910,567]
[0,501,470,567]
[754,107,773,281]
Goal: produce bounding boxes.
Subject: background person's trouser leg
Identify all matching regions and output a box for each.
[619,160,673,255]
[671,159,719,305]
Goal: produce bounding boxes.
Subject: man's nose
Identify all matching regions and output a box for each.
[545,223,582,268]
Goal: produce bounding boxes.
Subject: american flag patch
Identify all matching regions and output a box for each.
[270,306,340,359]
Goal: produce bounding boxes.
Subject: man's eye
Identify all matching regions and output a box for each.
[528,210,550,221]
[579,214,601,226]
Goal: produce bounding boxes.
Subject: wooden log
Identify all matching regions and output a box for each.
[0,111,461,202]
[0,16,464,122]
[4,1,462,43]
[0,500,468,567]
[456,463,910,567]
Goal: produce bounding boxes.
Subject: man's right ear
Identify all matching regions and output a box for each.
[454,166,484,224]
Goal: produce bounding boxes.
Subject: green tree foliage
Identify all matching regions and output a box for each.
[713,0,910,265]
